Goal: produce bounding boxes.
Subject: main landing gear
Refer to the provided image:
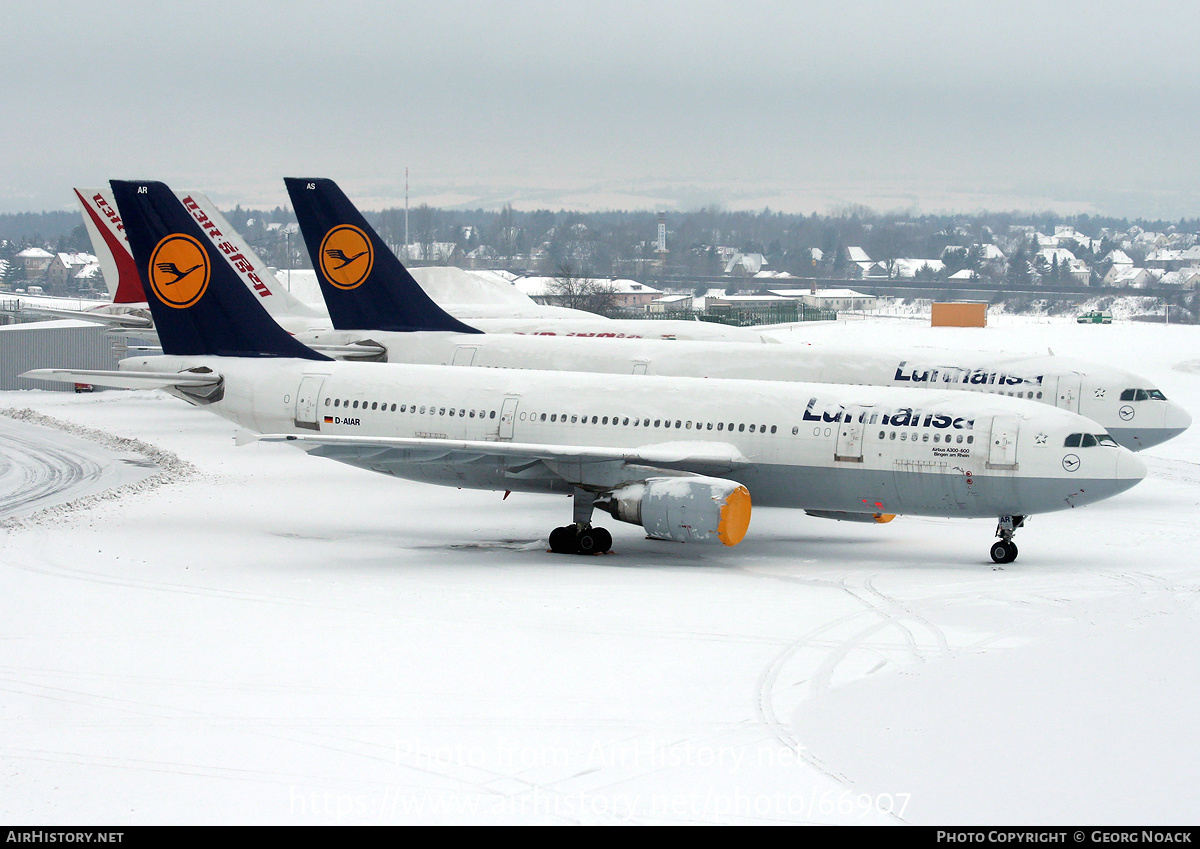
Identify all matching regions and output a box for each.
[990,515,1025,564]
[549,489,614,555]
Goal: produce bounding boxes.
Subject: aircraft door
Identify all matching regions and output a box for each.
[452,346,478,366]
[834,406,871,462]
[987,415,1020,470]
[498,396,519,440]
[1055,374,1082,413]
[294,375,326,431]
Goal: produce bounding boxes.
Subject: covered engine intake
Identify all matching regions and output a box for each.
[596,476,752,546]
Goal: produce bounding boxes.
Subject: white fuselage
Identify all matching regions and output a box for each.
[121,354,1145,521]
[293,329,1191,451]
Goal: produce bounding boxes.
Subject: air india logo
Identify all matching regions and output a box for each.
[148,234,210,308]
[319,224,373,290]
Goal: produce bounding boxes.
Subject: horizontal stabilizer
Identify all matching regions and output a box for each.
[11,306,153,329]
[20,368,222,391]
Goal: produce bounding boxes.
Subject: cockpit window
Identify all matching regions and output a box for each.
[1065,433,1116,448]
[1121,388,1168,402]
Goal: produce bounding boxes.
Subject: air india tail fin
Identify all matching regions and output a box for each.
[109,180,328,361]
[284,177,480,334]
[74,188,145,304]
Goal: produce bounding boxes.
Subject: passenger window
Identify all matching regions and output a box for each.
[738,424,745,432]
[490,411,496,419]
[880,430,887,439]
[449,408,455,416]
[1065,434,1082,447]
[334,399,340,407]
[686,421,692,429]
[352,400,359,409]
[933,434,940,442]
[540,413,547,422]
[770,425,777,434]
[966,436,973,444]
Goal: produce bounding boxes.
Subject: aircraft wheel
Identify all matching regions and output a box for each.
[990,540,1018,564]
[549,526,578,554]
[576,528,602,554]
[592,527,613,553]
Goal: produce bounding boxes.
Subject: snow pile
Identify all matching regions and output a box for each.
[0,406,199,530]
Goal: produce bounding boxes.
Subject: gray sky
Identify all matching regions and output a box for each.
[4,0,1200,218]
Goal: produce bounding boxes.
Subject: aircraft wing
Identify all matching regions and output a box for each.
[255,433,748,477]
[20,368,222,391]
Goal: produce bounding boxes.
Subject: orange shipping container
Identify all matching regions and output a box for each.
[931,302,987,327]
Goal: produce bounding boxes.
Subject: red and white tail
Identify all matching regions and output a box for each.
[74,188,144,304]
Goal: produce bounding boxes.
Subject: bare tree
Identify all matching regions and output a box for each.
[546,262,618,316]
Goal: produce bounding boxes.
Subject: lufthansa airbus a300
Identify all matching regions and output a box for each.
[282,177,1190,452]
[26,181,1147,563]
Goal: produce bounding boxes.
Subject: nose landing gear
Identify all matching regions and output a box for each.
[991,515,1025,564]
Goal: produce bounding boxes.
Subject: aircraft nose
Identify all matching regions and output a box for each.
[1166,402,1192,435]
[1117,448,1148,483]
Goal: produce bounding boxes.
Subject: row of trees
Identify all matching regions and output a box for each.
[5,204,1200,291]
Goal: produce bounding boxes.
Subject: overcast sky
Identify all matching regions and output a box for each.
[4,0,1200,219]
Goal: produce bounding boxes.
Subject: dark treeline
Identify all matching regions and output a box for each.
[7,204,1200,279]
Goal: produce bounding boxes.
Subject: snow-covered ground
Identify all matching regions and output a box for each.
[0,314,1197,824]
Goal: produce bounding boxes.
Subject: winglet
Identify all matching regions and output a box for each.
[284,177,481,334]
[110,180,329,360]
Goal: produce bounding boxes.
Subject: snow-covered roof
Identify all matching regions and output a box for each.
[16,247,52,258]
[1038,248,1077,264]
[807,288,872,299]
[56,252,97,267]
[1106,250,1133,265]
[846,247,871,263]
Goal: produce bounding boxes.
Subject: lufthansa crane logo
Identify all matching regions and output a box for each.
[148,234,210,308]
[319,225,373,290]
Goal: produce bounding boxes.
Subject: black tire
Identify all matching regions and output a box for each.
[990,541,1009,564]
[1004,541,1018,563]
[592,528,613,553]
[549,526,577,554]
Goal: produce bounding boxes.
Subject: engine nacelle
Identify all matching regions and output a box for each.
[597,476,752,546]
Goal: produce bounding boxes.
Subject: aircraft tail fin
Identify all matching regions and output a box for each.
[109,180,329,361]
[74,188,145,303]
[284,177,481,334]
